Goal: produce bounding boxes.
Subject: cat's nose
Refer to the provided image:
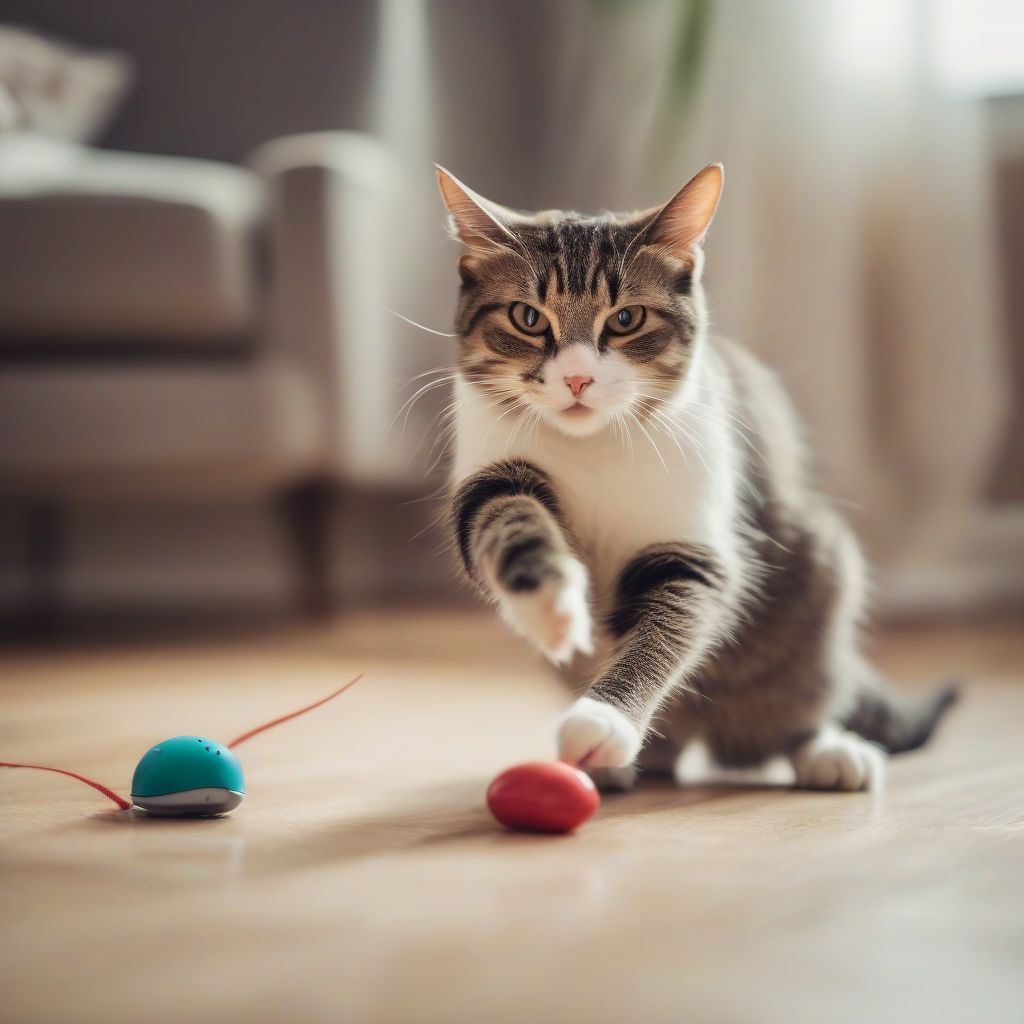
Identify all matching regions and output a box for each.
[564,375,593,398]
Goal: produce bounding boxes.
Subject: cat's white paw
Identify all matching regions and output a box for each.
[791,726,886,792]
[556,697,642,770]
[498,554,593,665]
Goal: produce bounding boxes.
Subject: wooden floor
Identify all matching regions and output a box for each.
[1,610,1023,1024]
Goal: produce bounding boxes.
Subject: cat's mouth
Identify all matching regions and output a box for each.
[545,398,609,437]
[560,402,595,416]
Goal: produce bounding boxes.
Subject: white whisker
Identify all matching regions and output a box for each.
[387,309,459,338]
[389,376,459,444]
[401,363,459,385]
[625,406,669,474]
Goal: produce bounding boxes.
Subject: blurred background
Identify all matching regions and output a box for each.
[0,0,1022,633]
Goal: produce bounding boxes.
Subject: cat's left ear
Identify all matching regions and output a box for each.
[435,165,524,253]
[645,163,724,262]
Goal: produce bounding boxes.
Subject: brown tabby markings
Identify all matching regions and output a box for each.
[452,460,571,595]
[441,166,958,784]
[454,216,697,399]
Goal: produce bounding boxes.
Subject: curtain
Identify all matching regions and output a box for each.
[364,0,1009,607]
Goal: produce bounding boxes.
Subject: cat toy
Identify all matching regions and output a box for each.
[1,673,363,816]
[3,671,599,833]
[487,761,600,833]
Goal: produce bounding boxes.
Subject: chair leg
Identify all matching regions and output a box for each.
[278,478,339,618]
[21,500,66,636]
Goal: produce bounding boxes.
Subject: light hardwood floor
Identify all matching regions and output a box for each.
[1,611,1023,1024]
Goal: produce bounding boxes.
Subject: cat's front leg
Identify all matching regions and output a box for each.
[558,542,730,769]
[452,459,593,665]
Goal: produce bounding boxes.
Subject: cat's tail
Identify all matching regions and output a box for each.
[841,674,961,754]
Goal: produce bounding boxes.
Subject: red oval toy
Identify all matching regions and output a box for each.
[486,761,600,834]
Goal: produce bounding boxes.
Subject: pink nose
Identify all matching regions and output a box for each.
[565,375,593,399]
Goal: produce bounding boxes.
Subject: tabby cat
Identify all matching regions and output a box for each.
[437,163,956,791]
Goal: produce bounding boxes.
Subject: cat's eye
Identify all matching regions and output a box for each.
[606,305,646,336]
[509,302,550,337]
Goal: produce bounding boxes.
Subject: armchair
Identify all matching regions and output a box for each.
[0,130,390,617]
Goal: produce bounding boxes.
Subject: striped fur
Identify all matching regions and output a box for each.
[437,165,957,791]
[452,459,573,595]
[592,543,729,726]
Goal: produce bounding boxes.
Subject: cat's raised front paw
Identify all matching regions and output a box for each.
[556,697,642,770]
[790,726,886,792]
[498,554,593,665]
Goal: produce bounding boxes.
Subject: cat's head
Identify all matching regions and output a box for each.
[437,164,723,438]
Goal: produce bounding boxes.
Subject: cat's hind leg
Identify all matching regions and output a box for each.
[452,459,593,665]
[790,724,886,792]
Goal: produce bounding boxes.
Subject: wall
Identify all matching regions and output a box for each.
[0,0,378,161]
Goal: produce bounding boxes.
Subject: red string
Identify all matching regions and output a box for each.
[2,673,365,810]
[0,762,131,810]
[227,672,365,749]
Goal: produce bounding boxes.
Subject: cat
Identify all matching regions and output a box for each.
[436,163,957,791]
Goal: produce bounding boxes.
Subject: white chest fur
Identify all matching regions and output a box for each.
[452,373,742,591]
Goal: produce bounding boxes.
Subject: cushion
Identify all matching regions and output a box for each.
[0,136,262,344]
[0,23,133,143]
[0,360,320,497]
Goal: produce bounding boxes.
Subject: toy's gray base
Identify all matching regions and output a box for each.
[131,788,244,817]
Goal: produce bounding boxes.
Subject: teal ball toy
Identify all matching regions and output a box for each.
[2,675,362,817]
[130,736,245,816]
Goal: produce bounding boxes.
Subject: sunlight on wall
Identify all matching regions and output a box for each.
[828,0,918,87]
[828,0,1024,97]
[829,0,1024,97]
[930,0,1024,96]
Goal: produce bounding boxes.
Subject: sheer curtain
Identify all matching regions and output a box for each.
[660,0,1007,604]
[367,0,1009,609]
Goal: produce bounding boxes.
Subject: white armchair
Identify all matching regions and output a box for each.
[0,131,390,617]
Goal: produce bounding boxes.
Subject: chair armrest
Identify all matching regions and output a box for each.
[0,136,262,341]
[248,132,395,479]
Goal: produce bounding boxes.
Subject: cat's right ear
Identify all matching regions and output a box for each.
[435,165,521,255]
[645,164,724,262]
